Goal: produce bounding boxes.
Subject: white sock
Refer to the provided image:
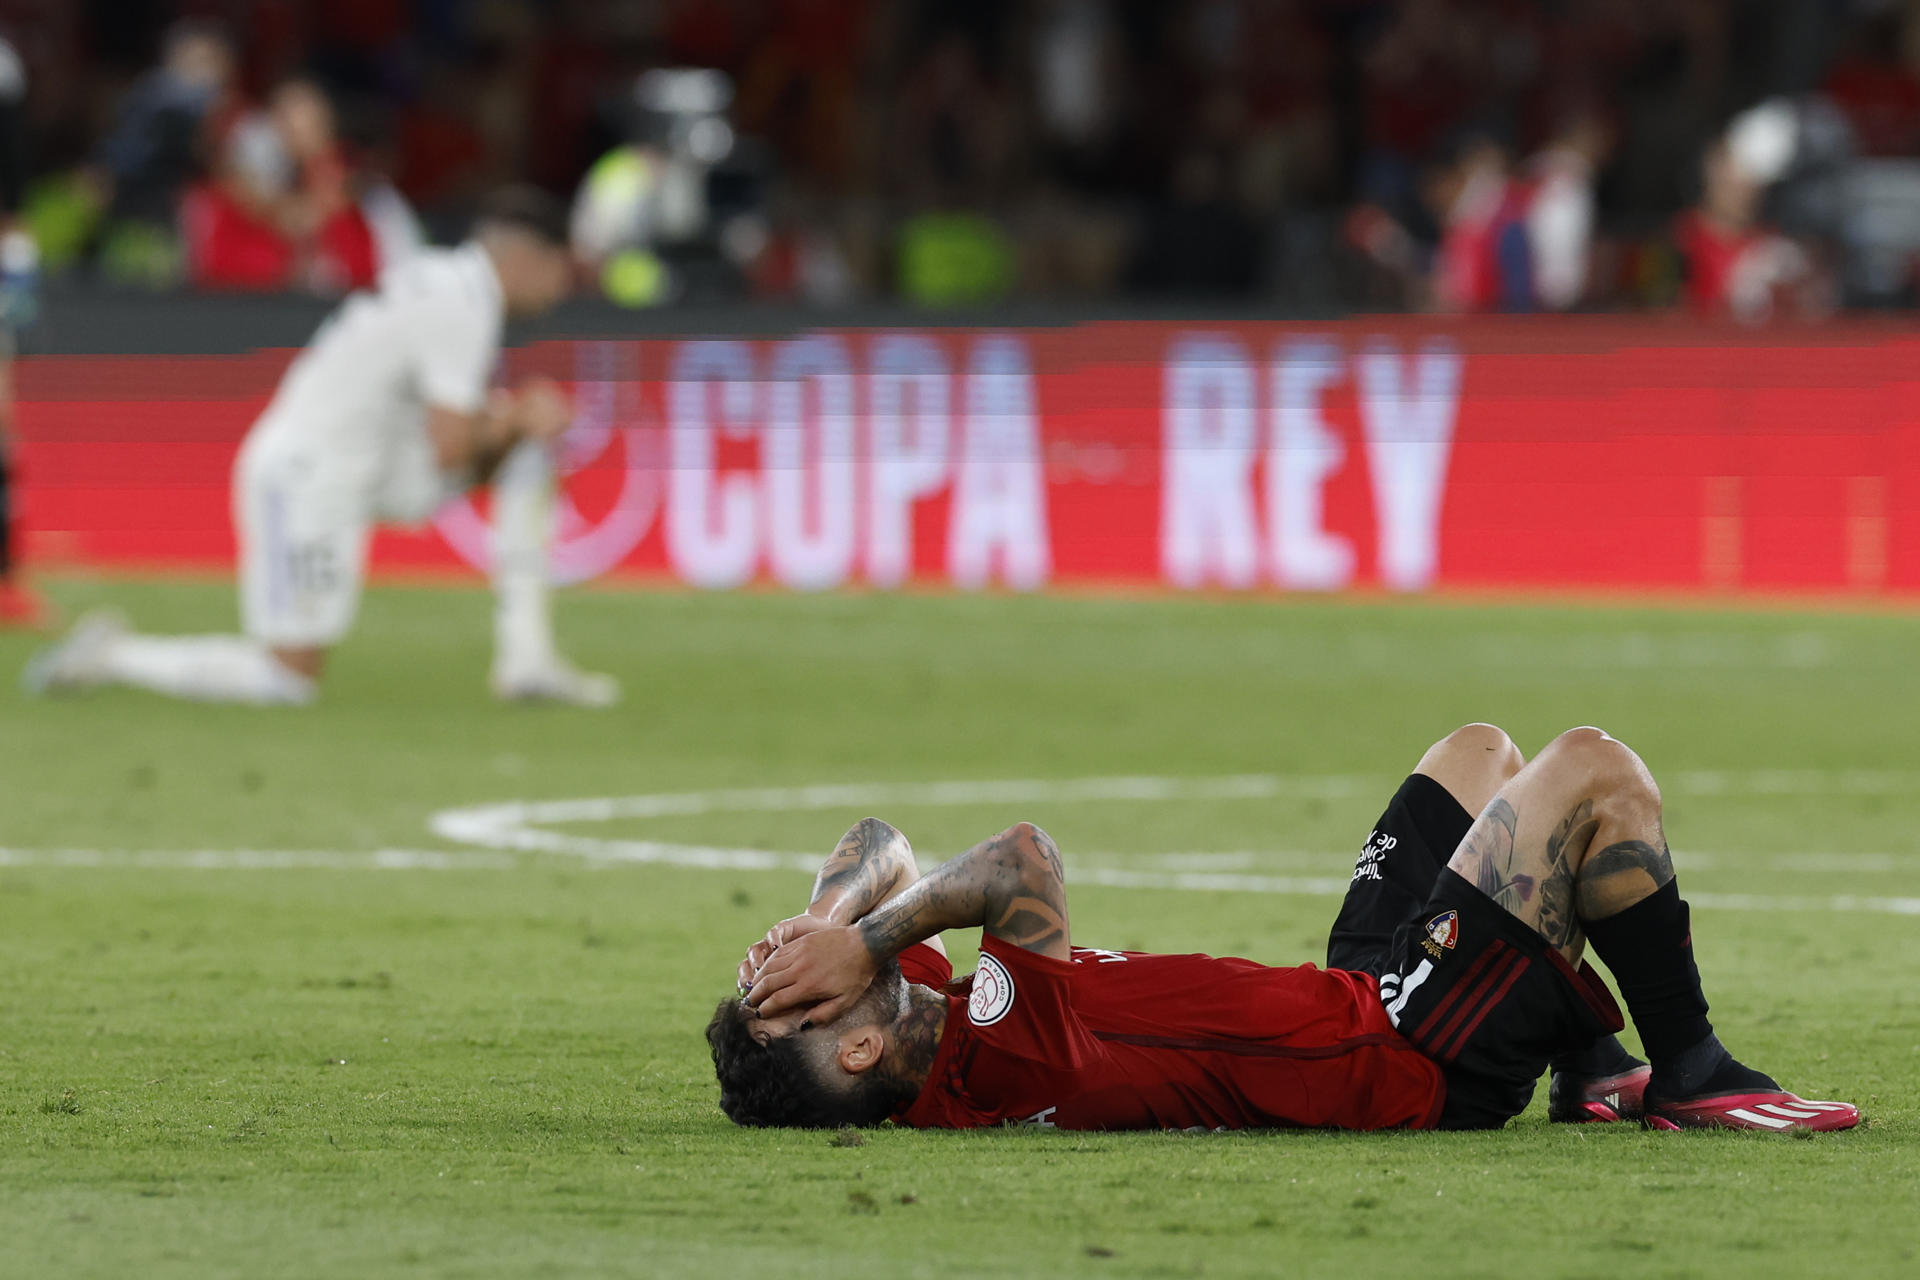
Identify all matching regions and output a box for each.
[103,634,315,705]
[492,441,559,675]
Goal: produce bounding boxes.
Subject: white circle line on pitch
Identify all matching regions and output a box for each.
[417,773,1920,916]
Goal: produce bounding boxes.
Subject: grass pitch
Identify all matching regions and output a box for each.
[1,576,1916,1279]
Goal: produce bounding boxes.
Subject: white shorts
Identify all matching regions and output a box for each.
[234,437,371,649]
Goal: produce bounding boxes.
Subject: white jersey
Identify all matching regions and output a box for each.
[247,241,504,514]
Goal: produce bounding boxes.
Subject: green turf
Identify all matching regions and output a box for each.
[1,576,1916,1279]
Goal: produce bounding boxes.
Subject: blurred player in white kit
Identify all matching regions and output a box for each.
[25,186,618,707]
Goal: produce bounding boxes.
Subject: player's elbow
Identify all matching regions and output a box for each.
[852,816,905,845]
[853,816,916,872]
[1000,822,1063,880]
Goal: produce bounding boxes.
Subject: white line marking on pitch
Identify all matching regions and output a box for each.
[0,848,516,870]
[422,773,1920,916]
[5,773,1912,915]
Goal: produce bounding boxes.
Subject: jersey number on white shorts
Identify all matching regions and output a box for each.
[287,542,339,593]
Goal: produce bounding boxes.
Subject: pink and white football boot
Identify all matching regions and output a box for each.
[1644,1088,1859,1132]
[1548,1063,1651,1124]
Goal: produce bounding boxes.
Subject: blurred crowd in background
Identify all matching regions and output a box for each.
[1,0,1919,318]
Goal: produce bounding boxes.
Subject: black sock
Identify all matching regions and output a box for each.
[1550,1034,1643,1080]
[1580,879,1713,1062]
[1650,1031,1776,1098]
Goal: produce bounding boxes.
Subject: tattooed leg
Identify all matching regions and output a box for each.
[1577,836,1675,921]
[1445,726,1666,963]
[1511,730,1759,1101]
[1441,729,1802,1115]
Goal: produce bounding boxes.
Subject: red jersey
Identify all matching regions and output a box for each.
[1674,210,1762,317]
[182,183,296,291]
[893,937,1445,1132]
[1672,210,1808,322]
[1434,174,1537,314]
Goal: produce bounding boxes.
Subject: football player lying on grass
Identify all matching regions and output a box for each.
[711,724,1860,1133]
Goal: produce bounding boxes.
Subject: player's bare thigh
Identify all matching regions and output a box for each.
[1443,727,1664,964]
[1415,722,1527,819]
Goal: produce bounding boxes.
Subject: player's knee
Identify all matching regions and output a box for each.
[1437,723,1525,778]
[1416,723,1525,815]
[1545,726,1660,812]
[1545,726,1627,768]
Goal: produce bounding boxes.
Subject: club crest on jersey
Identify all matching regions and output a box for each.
[969,953,1016,1026]
[1421,910,1461,957]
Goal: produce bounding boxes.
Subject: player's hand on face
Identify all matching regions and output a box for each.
[745,924,877,1025]
[736,913,834,992]
[516,376,572,444]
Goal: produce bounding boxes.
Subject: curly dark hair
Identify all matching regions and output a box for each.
[705,964,910,1128]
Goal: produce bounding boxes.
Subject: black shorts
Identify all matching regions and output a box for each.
[1327,774,1625,1130]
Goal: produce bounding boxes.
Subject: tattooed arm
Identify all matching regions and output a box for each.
[745,822,1070,1022]
[736,818,943,990]
[807,817,926,926]
[857,821,1069,962]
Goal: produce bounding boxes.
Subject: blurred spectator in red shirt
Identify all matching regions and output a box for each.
[182,115,293,290]
[1673,110,1822,323]
[276,80,380,292]
[1430,133,1535,312]
[184,79,382,294]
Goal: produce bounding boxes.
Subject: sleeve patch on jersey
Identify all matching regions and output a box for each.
[968,952,1016,1026]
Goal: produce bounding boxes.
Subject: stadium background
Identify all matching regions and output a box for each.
[3,3,1920,1279]
[10,0,1920,599]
